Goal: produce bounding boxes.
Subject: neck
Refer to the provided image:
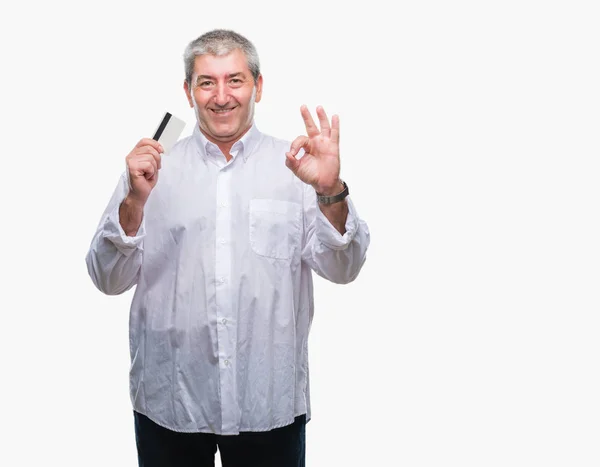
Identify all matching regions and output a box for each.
[199,123,253,160]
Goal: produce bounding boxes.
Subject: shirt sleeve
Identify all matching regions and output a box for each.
[85,172,145,295]
[301,181,370,284]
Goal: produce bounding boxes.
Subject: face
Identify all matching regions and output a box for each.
[184,48,263,146]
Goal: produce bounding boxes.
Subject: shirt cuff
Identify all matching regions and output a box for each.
[102,203,146,256]
[314,196,359,250]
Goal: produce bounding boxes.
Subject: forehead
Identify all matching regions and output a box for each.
[193,49,250,78]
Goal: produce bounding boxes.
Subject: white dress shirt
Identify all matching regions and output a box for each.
[86,122,370,435]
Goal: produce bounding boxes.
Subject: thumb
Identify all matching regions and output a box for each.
[289,135,309,156]
[285,152,300,174]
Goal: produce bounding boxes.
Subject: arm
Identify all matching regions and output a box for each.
[85,138,163,295]
[314,179,348,235]
[286,105,370,283]
[301,182,370,284]
[85,172,146,295]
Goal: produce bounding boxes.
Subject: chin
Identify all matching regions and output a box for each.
[204,123,237,140]
[213,123,238,135]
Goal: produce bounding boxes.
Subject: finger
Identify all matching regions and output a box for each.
[289,135,309,156]
[300,105,320,138]
[136,138,164,154]
[139,138,164,154]
[133,155,158,174]
[285,152,300,173]
[331,114,340,144]
[136,146,162,169]
[137,145,160,157]
[316,106,330,137]
[133,159,158,180]
[152,151,162,170]
[143,158,159,180]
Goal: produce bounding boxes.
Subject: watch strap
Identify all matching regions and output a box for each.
[316,180,349,205]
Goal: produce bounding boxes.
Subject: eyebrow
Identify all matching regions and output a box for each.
[196,72,246,83]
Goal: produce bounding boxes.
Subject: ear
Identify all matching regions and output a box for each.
[254,74,263,103]
[183,80,194,108]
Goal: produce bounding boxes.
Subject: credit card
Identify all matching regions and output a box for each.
[152,112,186,154]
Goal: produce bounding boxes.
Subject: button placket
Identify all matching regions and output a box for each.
[214,167,236,433]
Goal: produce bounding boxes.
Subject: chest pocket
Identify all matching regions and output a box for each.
[249,199,302,260]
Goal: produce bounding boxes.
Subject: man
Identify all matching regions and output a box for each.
[86,29,370,466]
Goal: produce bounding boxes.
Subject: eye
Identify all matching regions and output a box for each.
[199,81,214,88]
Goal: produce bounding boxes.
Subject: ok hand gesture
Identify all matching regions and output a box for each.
[285,105,343,196]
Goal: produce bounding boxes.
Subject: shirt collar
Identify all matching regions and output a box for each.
[193,122,261,164]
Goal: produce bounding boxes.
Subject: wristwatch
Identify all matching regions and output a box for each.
[316,180,349,205]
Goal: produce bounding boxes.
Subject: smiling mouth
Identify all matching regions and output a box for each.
[211,107,237,115]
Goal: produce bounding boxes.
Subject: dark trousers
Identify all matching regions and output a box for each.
[134,411,306,467]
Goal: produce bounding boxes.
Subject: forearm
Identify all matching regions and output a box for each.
[303,210,369,284]
[318,199,349,235]
[85,174,145,295]
[302,180,370,284]
[119,196,145,237]
[86,232,143,295]
[315,180,348,235]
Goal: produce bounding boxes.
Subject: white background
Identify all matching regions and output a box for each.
[1,0,599,465]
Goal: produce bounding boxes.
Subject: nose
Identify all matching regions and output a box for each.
[213,83,229,107]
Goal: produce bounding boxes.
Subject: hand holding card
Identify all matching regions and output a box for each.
[120,112,186,235]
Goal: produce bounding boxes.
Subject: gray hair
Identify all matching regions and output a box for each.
[183,29,260,87]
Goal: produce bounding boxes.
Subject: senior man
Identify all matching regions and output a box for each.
[86,29,370,467]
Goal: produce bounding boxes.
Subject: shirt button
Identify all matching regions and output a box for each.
[224,359,230,366]
[222,318,227,325]
[219,238,226,244]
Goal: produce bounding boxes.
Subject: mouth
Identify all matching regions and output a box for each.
[210,106,238,116]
